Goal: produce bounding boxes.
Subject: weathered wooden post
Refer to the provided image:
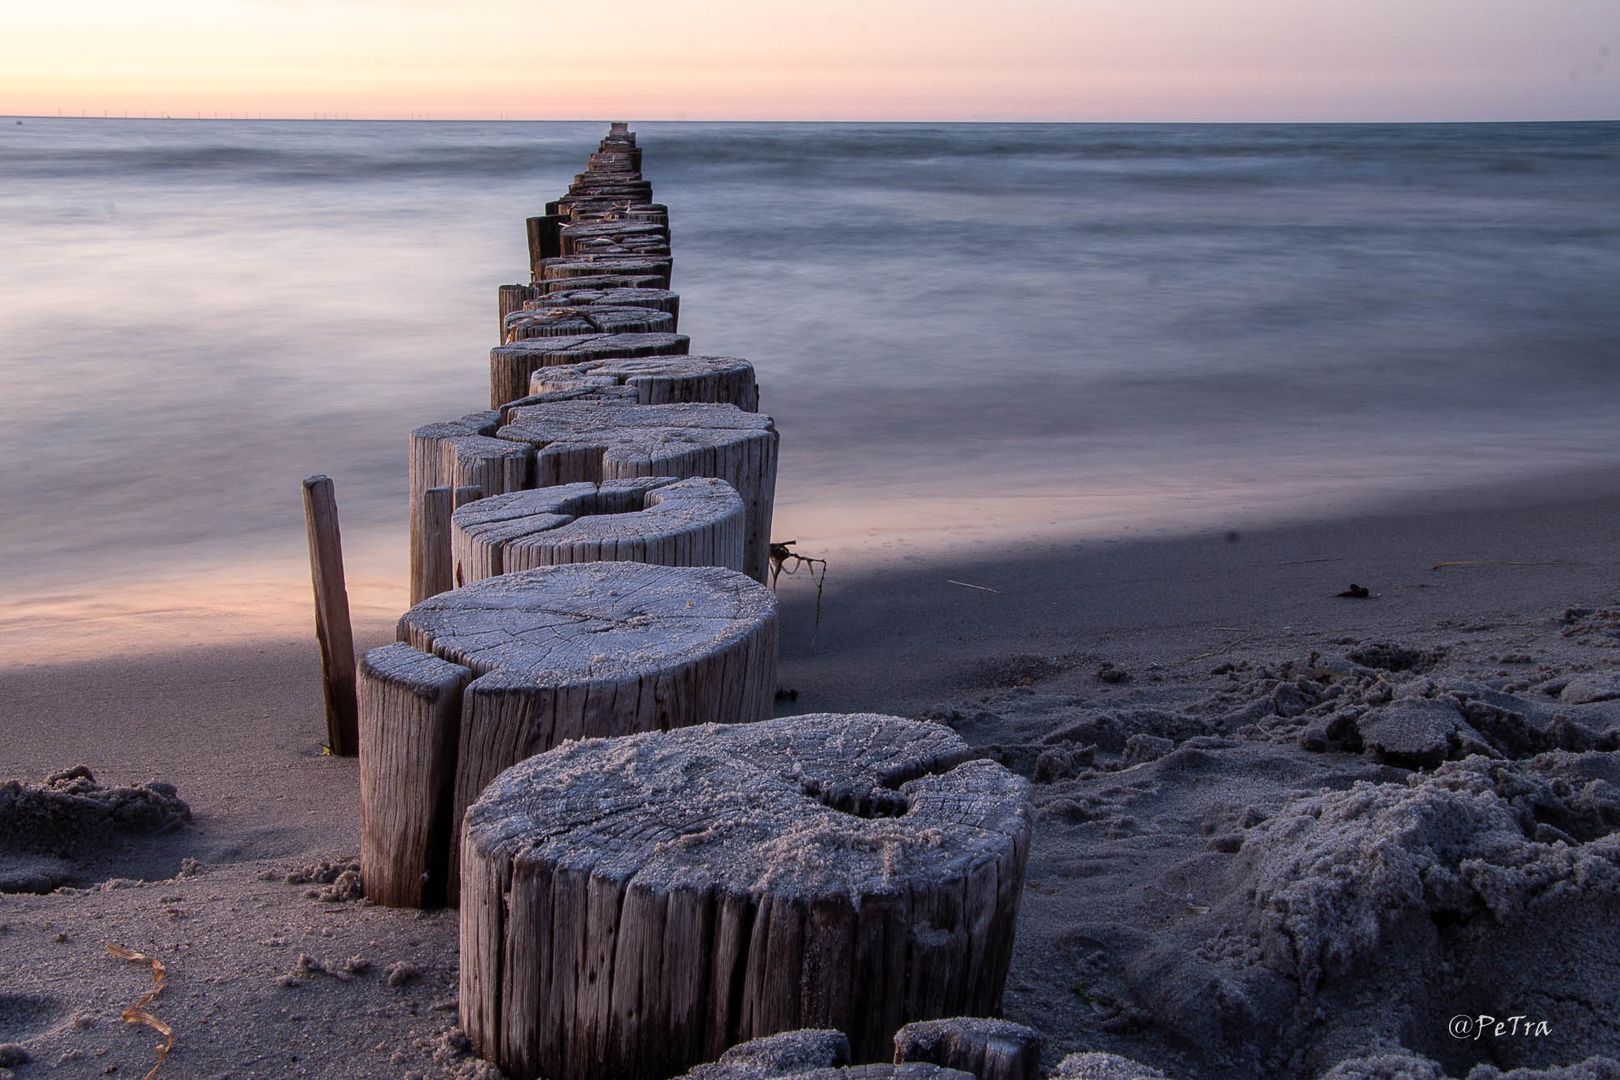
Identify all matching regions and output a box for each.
[451,476,746,582]
[488,330,689,408]
[537,253,672,289]
[500,304,674,344]
[459,713,1033,1080]
[301,474,359,756]
[521,285,681,326]
[414,486,454,602]
[525,354,759,412]
[356,642,469,906]
[359,562,778,909]
[498,399,779,582]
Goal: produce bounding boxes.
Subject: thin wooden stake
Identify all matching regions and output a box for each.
[302,474,359,756]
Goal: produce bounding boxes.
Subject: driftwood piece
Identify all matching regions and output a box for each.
[527,354,759,412]
[459,713,1033,1080]
[501,304,675,344]
[357,642,471,906]
[301,475,359,755]
[451,476,746,583]
[363,563,778,909]
[489,331,689,408]
[893,1019,1043,1080]
[498,399,777,581]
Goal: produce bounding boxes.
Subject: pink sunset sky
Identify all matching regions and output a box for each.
[2,0,1616,121]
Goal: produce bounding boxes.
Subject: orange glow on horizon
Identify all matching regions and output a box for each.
[1,0,1616,122]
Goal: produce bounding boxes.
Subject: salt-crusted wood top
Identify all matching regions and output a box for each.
[524,287,679,316]
[399,562,773,686]
[523,354,759,411]
[489,331,689,407]
[501,305,674,343]
[464,713,1030,900]
[539,254,672,282]
[451,476,746,579]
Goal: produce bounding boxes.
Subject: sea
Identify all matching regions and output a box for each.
[2,119,1618,657]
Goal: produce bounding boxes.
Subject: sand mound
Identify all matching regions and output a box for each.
[946,619,1620,1078]
[0,766,191,893]
[1242,753,1620,992]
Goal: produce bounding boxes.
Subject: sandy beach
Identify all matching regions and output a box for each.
[4,465,1617,1078]
[5,0,1620,1071]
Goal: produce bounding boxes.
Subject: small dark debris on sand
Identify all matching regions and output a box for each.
[285,857,364,902]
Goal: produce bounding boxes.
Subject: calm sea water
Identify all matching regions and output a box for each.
[2,119,1618,650]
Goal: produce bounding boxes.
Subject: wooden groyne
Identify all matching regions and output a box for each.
[348,124,1033,1078]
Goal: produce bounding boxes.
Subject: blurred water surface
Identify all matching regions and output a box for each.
[2,119,1618,651]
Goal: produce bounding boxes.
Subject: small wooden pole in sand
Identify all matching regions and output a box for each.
[301,474,358,756]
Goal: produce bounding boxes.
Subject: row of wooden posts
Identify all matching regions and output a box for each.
[303,124,1035,1080]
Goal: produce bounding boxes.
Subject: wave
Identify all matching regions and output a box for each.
[4,120,1616,187]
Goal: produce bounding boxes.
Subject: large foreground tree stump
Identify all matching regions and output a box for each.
[360,563,777,908]
[459,713,1033,1080]
[501,305,674,344]
[451,476,746,582]
[524,354,760,412]
[489,331,689,408]
[498,399,777,582]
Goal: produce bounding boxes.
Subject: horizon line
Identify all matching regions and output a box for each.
[5,113,1619,125]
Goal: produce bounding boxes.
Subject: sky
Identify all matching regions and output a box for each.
[1,0,1616,122]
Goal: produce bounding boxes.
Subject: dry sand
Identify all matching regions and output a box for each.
[2,468,1618,1078]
